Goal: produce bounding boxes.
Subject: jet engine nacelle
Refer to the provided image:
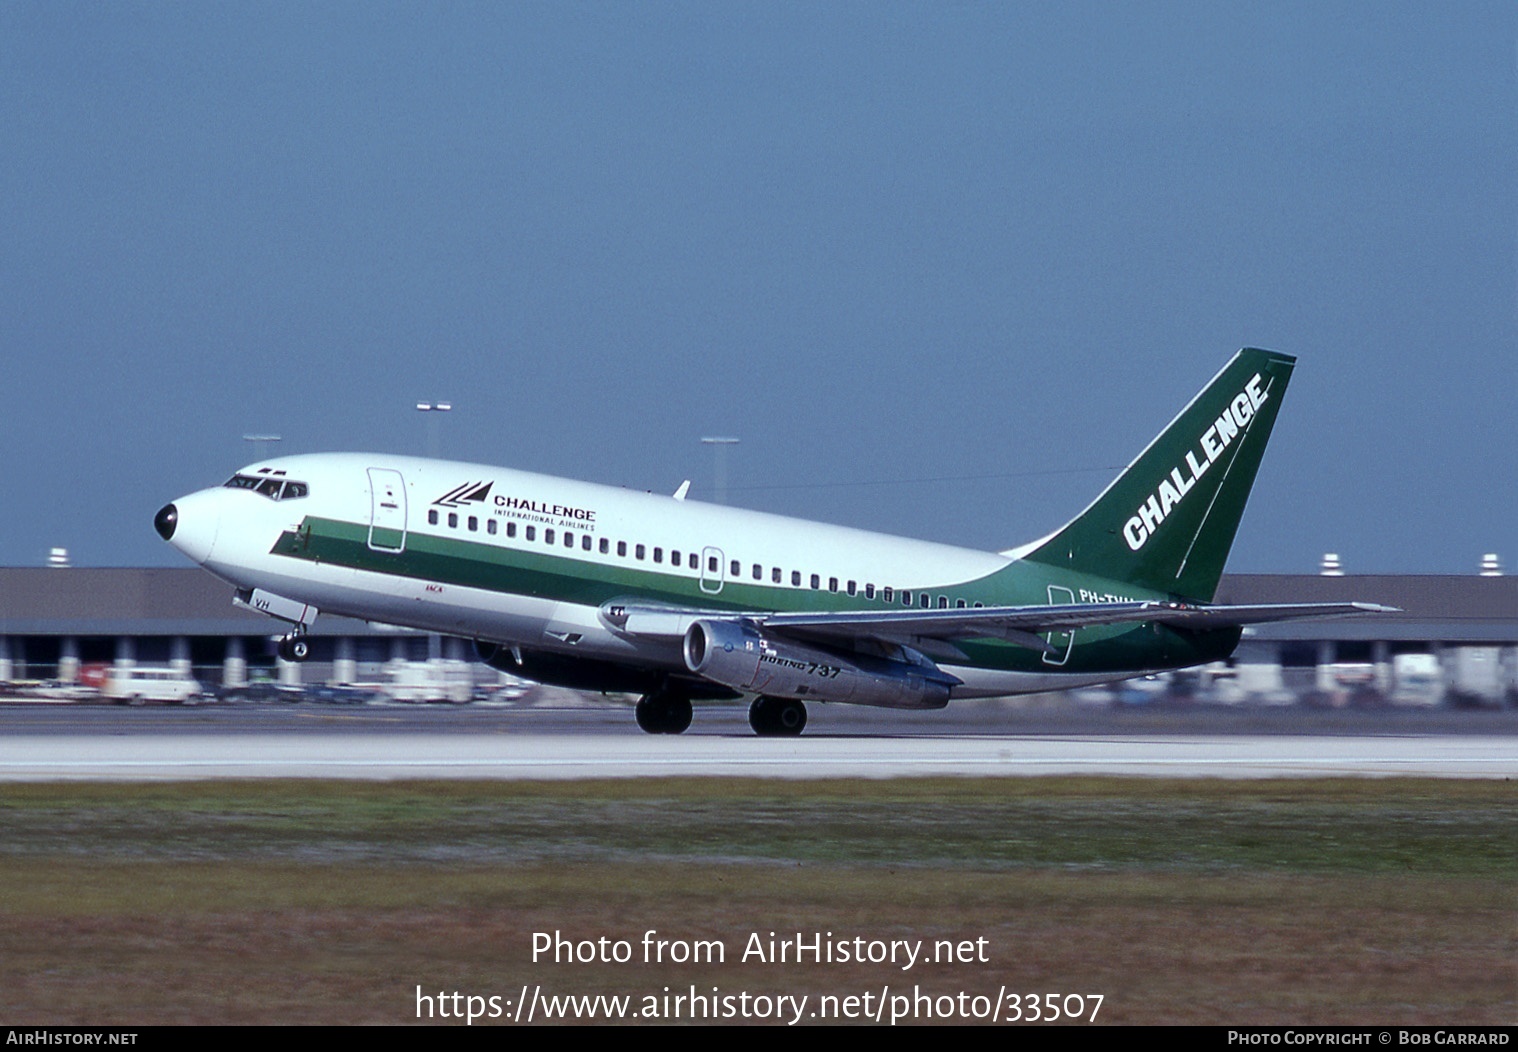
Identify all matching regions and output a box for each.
[682,618,956,710]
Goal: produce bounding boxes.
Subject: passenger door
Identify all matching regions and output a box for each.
[1042,585,1075,666]
[367,468,408,553]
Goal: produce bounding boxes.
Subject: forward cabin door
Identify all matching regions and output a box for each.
[367,468,408,553]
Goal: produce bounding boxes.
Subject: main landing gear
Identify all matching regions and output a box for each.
[635,687,693,735]
[749,696,807,737]
[276,633,310,662]
[633,689,809,736]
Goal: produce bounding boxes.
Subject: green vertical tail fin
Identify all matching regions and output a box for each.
[1020,348,1295,602]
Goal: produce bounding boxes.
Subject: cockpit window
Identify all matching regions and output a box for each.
[223,474,310,501]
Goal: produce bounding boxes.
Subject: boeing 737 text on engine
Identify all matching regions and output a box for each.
[154,349,1387,735]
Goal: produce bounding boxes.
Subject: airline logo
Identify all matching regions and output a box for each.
[1122,373,1269,551]
[433,481,494,507]
[495,495,597,522]
[434,482,598,525]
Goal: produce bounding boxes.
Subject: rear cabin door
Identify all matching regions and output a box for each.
[367,468,408,553]
[1042,584,1076,666]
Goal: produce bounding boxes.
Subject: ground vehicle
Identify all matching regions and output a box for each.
[100,666,204,705]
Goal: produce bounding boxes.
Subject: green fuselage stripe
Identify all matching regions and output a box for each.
[273,517,1238,675]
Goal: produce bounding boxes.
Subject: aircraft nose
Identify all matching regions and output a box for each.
[157,489,221,564]
[154,503,178,541]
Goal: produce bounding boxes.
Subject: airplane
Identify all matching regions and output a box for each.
[154,348,1389,735]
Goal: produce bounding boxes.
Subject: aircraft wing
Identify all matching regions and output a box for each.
[757,601,1397,656]
[1136,602,1399,628]
[605,599,1396,659]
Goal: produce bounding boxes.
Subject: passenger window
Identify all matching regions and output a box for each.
[635,544,645,560]
[526,526,535,541]
[487,519,497,535]
[847,580,856,596]
[829,577,838,592]
[731,560,740,577]
[653,547,663,563]
[865,584,875,599]
[938,596,948,609]
[708,555,718,572]
[448,512,458,528]
[769,567,779,583]
[752,564,762,581]
[901,591,911,605]
[919,594,929,608]
[689,553,698,569]
[564,532,574,548]
[811,574,820,590]
[791,571,801,586]
[671,550,680,566]
[582,535,592,551]
[467,516,477,532]
[428,510,439,526]
[618,541,627,557]
[507,522,517,538]
[883,587,893,603]
[599,538,609,554]
[545,529,555,545]
[956,599,966,608]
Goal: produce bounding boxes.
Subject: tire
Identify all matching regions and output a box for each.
[635,695,661,733]
[663,695,692,734]
[750,696,805,736]
[637,692,693,734]
[773,698,807,736]
[748,697,775,735]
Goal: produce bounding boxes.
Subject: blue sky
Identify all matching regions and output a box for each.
[2,2,1513,572]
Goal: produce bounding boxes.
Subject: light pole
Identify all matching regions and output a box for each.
[700,436,739,505]
[415,404,452,663]
[416,402,452,458]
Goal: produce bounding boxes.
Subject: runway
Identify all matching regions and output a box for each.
[0,702,1511,779]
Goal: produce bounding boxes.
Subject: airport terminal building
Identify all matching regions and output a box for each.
[0,567,1513,705]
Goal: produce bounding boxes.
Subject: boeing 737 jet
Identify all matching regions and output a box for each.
[154,348,1385,734]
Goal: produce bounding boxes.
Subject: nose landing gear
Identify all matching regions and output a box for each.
[276,634,311,662]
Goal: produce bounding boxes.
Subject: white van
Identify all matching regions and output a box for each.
[101,666,204,705]
[373,659,475,704]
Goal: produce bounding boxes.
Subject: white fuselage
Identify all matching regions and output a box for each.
[161,453,1126,698]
